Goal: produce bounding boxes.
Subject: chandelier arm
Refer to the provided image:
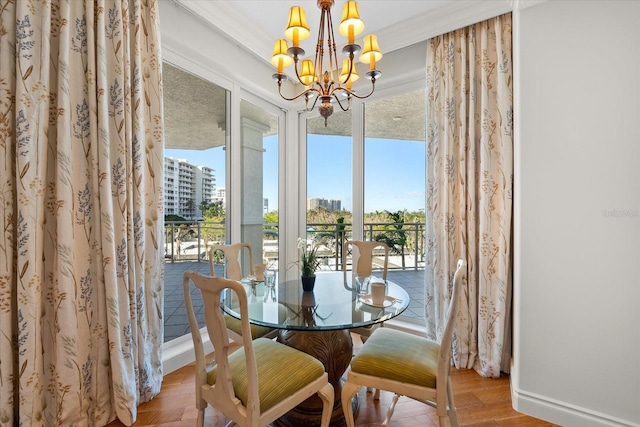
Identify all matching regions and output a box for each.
[277,81,322,102]
[292,57,313,88]
[332,94,351,112]
[340,54,355,86]
[336,77,378,100]
[292,58,304,86]
[308,93,321,111]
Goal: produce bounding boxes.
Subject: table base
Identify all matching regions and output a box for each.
[275,329,358,427]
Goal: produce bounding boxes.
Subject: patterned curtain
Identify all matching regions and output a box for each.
[0,0,164,425]
[425,13,513,378]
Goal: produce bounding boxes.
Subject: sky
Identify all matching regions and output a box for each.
[166,134,425,213]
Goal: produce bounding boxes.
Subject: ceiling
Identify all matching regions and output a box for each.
[183,1,454,69]
[163,1,507,150]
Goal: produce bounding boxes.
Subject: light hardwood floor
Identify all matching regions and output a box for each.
[107,335,557,427]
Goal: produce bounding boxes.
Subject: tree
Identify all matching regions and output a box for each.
[375,210,409,268]
[264,211,279,225]
[199,200,209,216]
[184,198,196,219]
[334,216,347,266]
[205,200,225,218]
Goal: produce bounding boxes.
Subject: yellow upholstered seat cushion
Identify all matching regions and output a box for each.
[208,338,326,412]
[224,313,273,339]
[350,327,440,388]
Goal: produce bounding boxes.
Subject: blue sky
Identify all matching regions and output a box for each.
[166,134,425,213]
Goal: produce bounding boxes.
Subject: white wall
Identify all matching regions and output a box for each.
[513,1,640,426]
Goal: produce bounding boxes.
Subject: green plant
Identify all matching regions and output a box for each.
[297,237,321,277]
[375,210,409,268]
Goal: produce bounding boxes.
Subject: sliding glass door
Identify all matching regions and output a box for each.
[301,87,426,324]
[162,62,230,342]
[364,89,426,271]
[305,110,353,271]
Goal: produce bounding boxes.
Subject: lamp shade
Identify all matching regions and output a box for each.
[339,1,364,44]
[340,59,359,84]
[299,59,316,85]
[271,39,293,72]
[285,6,310,47]
[359,34,382,68]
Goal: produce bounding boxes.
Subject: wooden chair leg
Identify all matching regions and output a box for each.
[318,383,335,427]
[447,380,459,427]
[381,393,400,427]
[341,381,361,427]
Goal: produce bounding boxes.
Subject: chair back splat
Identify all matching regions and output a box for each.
[342,240,391,344]
[343,240,390,280]
[208,243,276,343]
[183,271,334,427]
[209,243,255,281]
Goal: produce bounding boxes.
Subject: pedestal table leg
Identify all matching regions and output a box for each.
[275,329,358,427]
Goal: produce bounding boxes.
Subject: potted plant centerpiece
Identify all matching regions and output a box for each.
[297,237,320,291]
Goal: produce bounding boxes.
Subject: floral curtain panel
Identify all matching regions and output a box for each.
[425,13,513,378]
[0,0,164,425]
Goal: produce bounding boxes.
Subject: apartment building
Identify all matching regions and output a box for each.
[164,157,216,219]
[307,197,342,212]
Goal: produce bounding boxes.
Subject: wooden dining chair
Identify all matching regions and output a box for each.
[343,240,390,343]
[208,243,255,282]
[341,259,466,427]
[343,240,390,281]
[183,271,334,427]
[208,243,275,343]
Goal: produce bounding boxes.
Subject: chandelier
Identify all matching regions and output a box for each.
[271,0,382,126]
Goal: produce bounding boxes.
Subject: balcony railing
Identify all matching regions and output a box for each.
[163,220,425,271]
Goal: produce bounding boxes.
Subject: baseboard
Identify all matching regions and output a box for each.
[161,328,213,375]
[510,372,639,427]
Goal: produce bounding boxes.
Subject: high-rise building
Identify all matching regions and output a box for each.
[307,197,342,212]
[164,157,217,219]
[214,187,226,208]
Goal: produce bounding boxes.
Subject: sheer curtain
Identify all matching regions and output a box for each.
[425,13,513,378]
[0,0,164,425]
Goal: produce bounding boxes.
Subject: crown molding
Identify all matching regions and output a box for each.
[377,0,514,52]
[169,0,517,79]
[170,0,274,66]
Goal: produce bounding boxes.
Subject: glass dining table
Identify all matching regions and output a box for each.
[222,270,410,427]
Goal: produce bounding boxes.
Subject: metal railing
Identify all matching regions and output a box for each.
[305,222,425,271]
[163,220,225,262]
[163,220,425,271]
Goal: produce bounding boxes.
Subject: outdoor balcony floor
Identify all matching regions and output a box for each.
[163,260,426,343]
